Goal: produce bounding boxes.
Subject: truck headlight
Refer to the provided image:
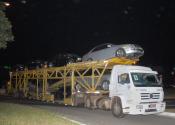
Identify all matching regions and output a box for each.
[136,105,143,109]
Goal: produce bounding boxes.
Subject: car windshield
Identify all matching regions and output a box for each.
[131,72,161,87]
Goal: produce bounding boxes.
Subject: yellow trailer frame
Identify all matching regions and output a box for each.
[8,58,138,105]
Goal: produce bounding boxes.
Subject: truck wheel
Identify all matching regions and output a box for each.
[97,98,104,109]
[111,97,124,118]
[72,95,78,106]
[85,97,91,108]
[97,97,110,110]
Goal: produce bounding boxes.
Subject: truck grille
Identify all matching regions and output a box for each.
[141,93,160,100]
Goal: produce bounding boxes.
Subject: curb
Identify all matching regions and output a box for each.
[157,112,175,118]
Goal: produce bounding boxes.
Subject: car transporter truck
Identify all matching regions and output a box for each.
[7,57,165,118]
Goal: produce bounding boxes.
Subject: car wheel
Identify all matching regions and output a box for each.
[111,97,124,118]
[87,58,93,61]
[67,58,75,64]
[116,48,126,57]
[101,80,110,90]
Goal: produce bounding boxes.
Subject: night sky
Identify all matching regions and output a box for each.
[1,0,175,68]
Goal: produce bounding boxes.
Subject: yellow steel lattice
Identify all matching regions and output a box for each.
[8,57,138,104]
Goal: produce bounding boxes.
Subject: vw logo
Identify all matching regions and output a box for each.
[150,94,153,98]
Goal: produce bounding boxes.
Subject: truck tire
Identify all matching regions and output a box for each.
[72,95,78,106]
[84,96,91,109]
[97,98,104,109]
[111,97,124,118]
[97,97,110,110]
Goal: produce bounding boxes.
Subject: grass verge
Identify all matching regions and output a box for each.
[165,108,175,113]
[0,102,79,125]
[164,87,175,99]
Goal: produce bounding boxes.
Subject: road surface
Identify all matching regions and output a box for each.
[1,96,175,125]
[34,105,175,125]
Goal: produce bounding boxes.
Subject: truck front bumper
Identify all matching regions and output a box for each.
[123,102,166,115]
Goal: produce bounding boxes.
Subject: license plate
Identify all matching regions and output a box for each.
[149,104,156,108]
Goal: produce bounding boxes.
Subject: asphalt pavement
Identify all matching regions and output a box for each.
[34,105,175,125]
[1,95,175,125]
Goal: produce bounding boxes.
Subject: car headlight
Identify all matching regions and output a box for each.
[77,58,82,61]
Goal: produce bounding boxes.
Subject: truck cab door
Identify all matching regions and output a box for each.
[109,68,131,98]
[116,72,131,97]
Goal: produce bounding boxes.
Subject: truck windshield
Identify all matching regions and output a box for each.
[131,72,161,87]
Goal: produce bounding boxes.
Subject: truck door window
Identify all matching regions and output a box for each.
[118,73,130,84]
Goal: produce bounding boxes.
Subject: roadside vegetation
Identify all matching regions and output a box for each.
[0,102,79,125]
[164,87,175,99]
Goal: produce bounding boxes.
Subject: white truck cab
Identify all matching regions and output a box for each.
[109,65,165,117]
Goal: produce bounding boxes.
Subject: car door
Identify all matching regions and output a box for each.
[88,44,114,60]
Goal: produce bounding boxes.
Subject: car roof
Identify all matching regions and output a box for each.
[95,43,115,47]
[89,43,116,51]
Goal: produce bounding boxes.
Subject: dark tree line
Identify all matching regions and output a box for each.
[0,1,13,49]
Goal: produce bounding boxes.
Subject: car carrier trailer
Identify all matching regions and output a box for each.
[7,57,165,117]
